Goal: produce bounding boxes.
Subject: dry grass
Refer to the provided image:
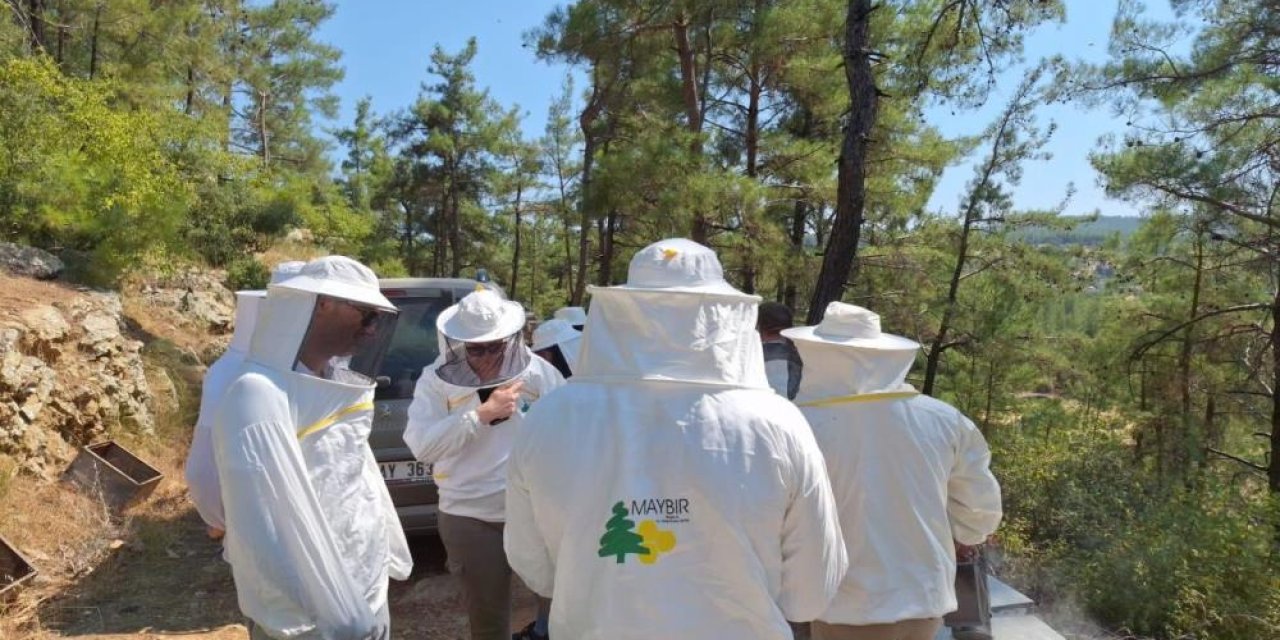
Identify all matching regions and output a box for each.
[0,291,237,640]
[0,274,80,322]
[256,241,326,271]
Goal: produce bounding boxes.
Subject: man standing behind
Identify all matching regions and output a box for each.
[185,260,304,541]
[213,256,412,640]
[758,301,803,399]
[505,238,847,639]
[782,302,1002,640]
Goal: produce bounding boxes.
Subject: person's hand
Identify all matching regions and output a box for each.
[952,537,988,563]
[476,380,523,425]
[207,526,225,541]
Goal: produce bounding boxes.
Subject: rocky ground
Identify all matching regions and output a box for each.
[0,251,532,639]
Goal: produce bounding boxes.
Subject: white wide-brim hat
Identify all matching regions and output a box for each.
[271,255,395,311]
[437,289,526,343]
[782,301,920,351]
[554,306,588,326]
[589,238,759,300]
[531,318,581,352]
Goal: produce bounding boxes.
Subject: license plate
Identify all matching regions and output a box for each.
[379,460,432,483]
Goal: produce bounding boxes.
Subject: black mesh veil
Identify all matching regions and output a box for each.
[434,332,530,388]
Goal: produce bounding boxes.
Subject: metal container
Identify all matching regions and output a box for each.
[64,441,163,511]
[0,534,37,604]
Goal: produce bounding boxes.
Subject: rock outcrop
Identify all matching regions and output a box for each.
[0,289,152,477]
[0,242,64,280]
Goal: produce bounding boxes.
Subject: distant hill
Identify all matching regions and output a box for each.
[1013,216,1143,247]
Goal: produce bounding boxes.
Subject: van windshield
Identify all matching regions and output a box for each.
[367,292,457,399]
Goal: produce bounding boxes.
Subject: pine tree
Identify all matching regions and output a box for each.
[597,501,649,564]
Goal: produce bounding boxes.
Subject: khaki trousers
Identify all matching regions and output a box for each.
[812,617,944,640]
[438,512,512,640]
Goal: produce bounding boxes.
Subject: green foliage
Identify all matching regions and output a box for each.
[1076,493,1280,639]
[995,401,1280,640]
[0,57,191,282]
[225,257,270,291]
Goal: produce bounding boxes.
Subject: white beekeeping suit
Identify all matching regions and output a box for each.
[530,318,581,379]
[212,256,413,640]
[782,302,1002,638]
[402,289,564,640]
[185,261,304,535]
[505,238,848,639]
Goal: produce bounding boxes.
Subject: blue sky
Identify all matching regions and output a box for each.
[316,0,1180,219]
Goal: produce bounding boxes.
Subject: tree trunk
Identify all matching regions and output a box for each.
[433,194,447,276]
[400,199,415,274]
[572,72,604,305]
[221,4,238,153]
[89,2,103,79]
[673,13,709,243]
[561,214,574,294]
[922,214,972,396]
[1200,392,1217,474]
[784,108,814,312]
[554,149,575,297]
[806,0,877,325]
[1269,286,1280,497]
[256,88,271,167]
[744,62,760,180]
[739,29,762,297]
[27,0,46,54]
[449,182,462,278]
[597,208,618,286]
[983,359,996,434]
[54,0,65,66]
[784,199,808,310]
[1178,232,1205,471]
[185,65,197,115]
[510,182,523,300]
[531,208,540,310]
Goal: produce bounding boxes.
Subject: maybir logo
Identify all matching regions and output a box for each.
[598,499,683,565]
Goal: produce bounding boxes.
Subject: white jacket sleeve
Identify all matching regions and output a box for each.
[215,379,379,640]
[185,375,227,530]
[185,421,224,530]
[778,427,848,622]
[503,444,555,597]
[948,416,1003,546]
[365,446,413,581]
[402,370,480,465]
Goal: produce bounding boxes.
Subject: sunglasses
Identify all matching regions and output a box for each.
[465,341,507,356]
[343,301,380,327]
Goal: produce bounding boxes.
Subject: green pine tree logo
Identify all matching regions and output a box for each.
[597,501,650,564]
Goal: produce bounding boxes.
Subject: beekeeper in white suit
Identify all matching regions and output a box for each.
[212,256,412,640]
[504,238,847,639]
[782,302,1002,640]
[402,289,564,640]
[185,261,305,540]
[530,318,582,379]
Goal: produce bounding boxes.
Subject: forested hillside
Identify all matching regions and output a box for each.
[2,1,1279,637]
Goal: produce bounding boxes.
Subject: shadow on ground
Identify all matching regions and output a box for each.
[35,501,240,637]
[34,513,533,640]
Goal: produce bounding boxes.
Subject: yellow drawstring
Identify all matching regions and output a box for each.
[796,390,920,408]
[296,401,374,439]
